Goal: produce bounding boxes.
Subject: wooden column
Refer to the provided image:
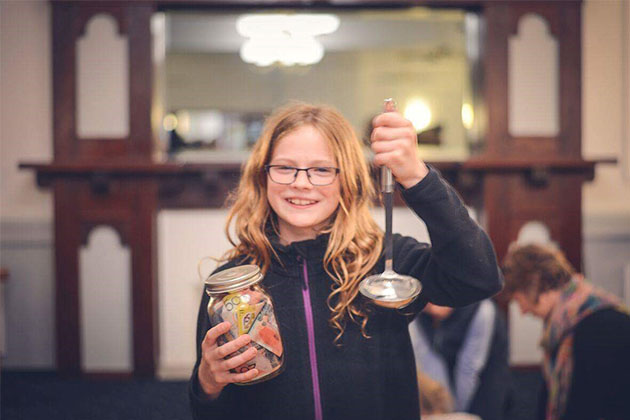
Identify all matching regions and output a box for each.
[53,180,82,375]
[51,1,157,376]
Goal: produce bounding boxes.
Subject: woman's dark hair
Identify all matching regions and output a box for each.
[502,243,575,302]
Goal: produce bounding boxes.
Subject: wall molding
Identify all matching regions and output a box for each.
[0,220,53,247]
[156,364,191,381]
[583,213,630,240]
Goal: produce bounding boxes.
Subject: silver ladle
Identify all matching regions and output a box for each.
[359,98,422,309]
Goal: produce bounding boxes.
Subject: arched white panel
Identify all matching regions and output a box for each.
[508,220,554,365]
[509,299,544,365]
[76,14,129,138]
[79,226,132,372]
[508,14,559,137]
[515,220,556,247]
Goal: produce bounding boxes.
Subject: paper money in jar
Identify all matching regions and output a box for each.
[205,264,284,384]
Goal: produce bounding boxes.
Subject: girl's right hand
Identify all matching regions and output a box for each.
[197,321,259,399]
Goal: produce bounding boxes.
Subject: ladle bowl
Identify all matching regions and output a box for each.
[360,270,422,309]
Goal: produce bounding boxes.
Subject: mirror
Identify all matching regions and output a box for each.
[153,7,484,163]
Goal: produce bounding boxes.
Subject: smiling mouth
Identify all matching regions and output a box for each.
[286,198,318,206]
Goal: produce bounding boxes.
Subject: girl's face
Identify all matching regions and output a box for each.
[266,125,341,245]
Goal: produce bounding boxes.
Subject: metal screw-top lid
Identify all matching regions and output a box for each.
[204,264,264,294]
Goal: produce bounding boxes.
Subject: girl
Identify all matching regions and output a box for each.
[190,102,502,420]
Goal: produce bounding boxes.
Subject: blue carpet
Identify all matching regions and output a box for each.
[1,369,543,420]
[1,371,190,420]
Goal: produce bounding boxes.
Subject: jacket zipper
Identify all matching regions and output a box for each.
[300,257,323,420]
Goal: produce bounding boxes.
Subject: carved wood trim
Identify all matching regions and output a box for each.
[52,2,154,162]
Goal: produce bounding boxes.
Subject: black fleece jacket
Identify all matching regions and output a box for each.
[189,166,503,420]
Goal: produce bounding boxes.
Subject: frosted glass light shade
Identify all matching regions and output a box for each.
[236,14,339,67]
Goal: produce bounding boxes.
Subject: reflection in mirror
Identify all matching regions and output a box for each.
[153,8,484,163]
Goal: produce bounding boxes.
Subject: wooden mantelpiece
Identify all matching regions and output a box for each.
[21,157,608,273]
[20,157,605,206]
[20,158,602,209]
[20,158,605,177]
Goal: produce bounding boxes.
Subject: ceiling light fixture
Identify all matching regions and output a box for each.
[236,14,340,67]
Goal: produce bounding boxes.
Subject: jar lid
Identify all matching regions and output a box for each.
[204,264,264,294]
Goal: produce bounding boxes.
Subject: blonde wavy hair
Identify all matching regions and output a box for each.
[223,102,384,342]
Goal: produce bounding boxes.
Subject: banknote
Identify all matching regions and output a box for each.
[248,302,283,357]
[261,346,281,369]
[208,304,225,331]
[228,342,280,376]
[209,304,235,339]
[237,301,266,335]
[208,290,283,377]
[219,295,266,337]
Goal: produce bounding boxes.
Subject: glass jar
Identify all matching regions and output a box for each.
[204,264,284,384]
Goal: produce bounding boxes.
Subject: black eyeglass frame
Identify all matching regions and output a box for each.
[264,164,340,186]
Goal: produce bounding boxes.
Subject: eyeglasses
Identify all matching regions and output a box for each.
[264,165,340,186]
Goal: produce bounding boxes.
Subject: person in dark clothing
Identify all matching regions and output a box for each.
[189,102,503,420]
[410,300,510,420]
[502,243,630,420]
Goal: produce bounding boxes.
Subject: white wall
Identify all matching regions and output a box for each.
[583,0,630,216]
[0,221,54,368]
[1,0,629,372]
[581,0,630,340]
[580,0,630,320]
[0,0,53,221]
[0,0,55,368]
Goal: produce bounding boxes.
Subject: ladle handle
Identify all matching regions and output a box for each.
[382,98,397,272]
[384,190,393,272]
[381,99,396,193]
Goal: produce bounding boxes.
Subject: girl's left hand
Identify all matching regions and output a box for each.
[371,110,429,189]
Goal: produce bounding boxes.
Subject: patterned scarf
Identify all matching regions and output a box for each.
[540,276,628,420]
